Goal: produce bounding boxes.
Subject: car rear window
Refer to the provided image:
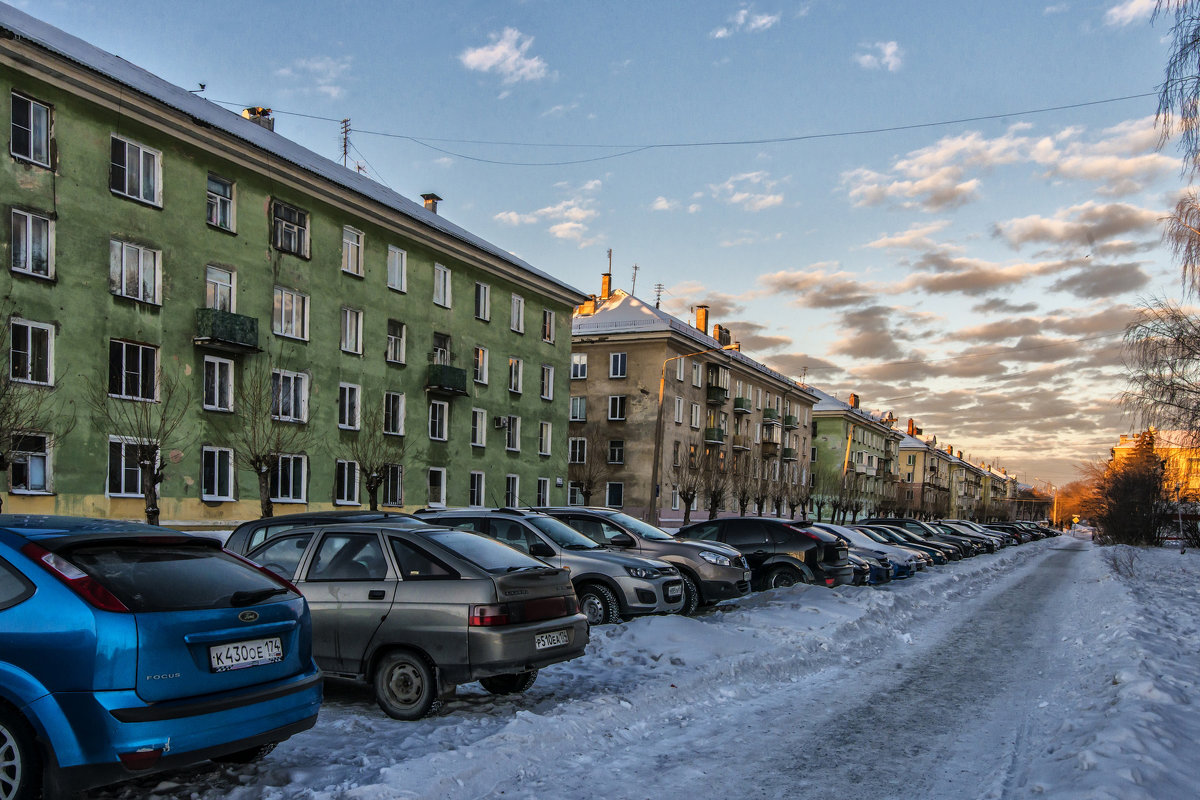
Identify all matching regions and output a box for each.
[528,516,600,549]
[0,557,34,610]
[67,542,297,612]
[421,530,550,574]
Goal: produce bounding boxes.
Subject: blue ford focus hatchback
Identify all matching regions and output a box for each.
[0,516,322,798]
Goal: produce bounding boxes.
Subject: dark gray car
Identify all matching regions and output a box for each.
[247,522,588,720]
[536,507,751,615]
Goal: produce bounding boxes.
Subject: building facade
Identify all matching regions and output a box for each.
[570,277,817,526]
[807,388,901,522]
[1,8,583,525]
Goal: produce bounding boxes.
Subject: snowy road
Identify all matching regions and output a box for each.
[100,536,1200,800]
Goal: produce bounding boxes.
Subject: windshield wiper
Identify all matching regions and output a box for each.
[231,587,288,607]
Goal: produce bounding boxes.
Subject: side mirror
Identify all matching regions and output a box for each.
[529,541,555,558]
[609,533,635,547]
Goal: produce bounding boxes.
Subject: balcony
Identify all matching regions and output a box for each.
[783,414,799,429]
[193,308,259,353]
[762,408,781,426]
[761,441,779,458]
[704,427,726,444]
[426,364,468,396]
[782,447,798,461]
[730,434,750,451]
[706,385,729,405]
[733,397,753,414]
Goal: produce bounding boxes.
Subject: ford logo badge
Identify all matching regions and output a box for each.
[238,610,259,623]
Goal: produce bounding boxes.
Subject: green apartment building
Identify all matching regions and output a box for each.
[0,7,584,526]
[808,387,902,522]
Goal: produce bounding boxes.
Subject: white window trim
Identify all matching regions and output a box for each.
[609,395,626,421]
[542,309,556,343]
[384,391,406,436]
[9,432,51,494]
[273,286,310,341]
[568,437,586,464]
[506,416,522,452]
[386,320,407,365]
[387,245,408,292]
[469,470,486,508]
[341,307,364,354]
[201,446,235,502]
[510,294,525,333]
[429,400,449,441]
[569,396,586,422]
[674,397,684,424]
[539,421,552,456]
[382,463,404,506]
[108,340,156,401]
[541,364,554,400]
[505,474,520,507]
[271,453,308,504]
[271,200,310,258]
[10,318,54,386]
[109,239,161,305]
[474,346,489,384]
[509,357,523,394]
[335,459,361,505]
[434,263,452,308]
[271,369,309,423]
[110,134,162,206]
[475,282,491,321]
[338,383,361,430]
[610,352,627,379]
[11,92,51,167]
[428,467,447,507]
[571,353,587,380]
[605,481,624,508]
[11,209,54,279]
[536,477,550,506]
[206,174,235,231]
[205,265,235,312]
[341,226,364,276]
[471,408,487,448]
[202,355,234,412]
[106,436,156,498]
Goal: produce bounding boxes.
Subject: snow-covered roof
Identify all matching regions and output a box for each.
[0,3,584,302]
[807,385,897,432]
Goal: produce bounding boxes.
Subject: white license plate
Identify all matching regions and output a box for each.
[666,584,683,599]
[534,629,570,650]
[210,637,283,672]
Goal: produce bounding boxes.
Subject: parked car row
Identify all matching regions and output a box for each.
[0,511,1054,798]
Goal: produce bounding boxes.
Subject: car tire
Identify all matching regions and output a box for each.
[374,650,439,721]
[577,583,620,625]
[679,574,701,616]
[0,707,39,800]
[479,670,539,695]
[213,742,277,765]
[767,566,807,589]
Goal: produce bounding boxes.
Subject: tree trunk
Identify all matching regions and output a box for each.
[366,479,381,511]
[257,471,274,518]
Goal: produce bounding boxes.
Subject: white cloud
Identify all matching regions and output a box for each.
[494,211,539,226]
[273,55,353,99]
[541,102,579,118]
[867,220,954,250]
[711,7,781,38]
[493,180,603,246]
[855,41,903,72]
[434,157,453,167]
[688,203,702,214]
[460,28,549,84]
[709,171,786,211]
[651,196,678,211]
[1044,3,1069,13]
[1104,0,1155,26]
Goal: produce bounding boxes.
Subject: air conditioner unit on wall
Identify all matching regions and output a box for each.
[494,416,509,429]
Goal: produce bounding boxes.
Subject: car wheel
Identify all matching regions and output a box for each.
[679,574,701,616]
[0,708,38,800]
[767,566,807,589]
[213,742,277,765]
[577,583,620,625]
[479,670,539,695]
[374,650,438,721]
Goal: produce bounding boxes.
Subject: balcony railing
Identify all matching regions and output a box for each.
[762,408,781,425]
[704,427,726,444]
[782,447,798,461]
[733,397,753,414]
[783,414,799,429]
[193,308,259,353]
[426,364,468,395]
[730,434,750,450]
[761,441,779,458]
[706,385,729,405]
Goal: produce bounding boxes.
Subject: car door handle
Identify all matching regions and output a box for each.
[368,590,385,600]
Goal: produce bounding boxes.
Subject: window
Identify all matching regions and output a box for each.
[201,447,234,501]
[206,175,234,230]
[609,440,624,464]
[471,408,486,447]
[692,363,703,387]
[382,464,404,506]
[690,403,701,429]
[202,356,233,411]
[206,266,234,311]
[386,320,406,364]
[475,283,491,320]
[109,240,160,304]
[10,320,52,385]
[509,357,523,393]
[110,135,160,205]
[271,369,308,422]
[429,400,448,440]
[671,487,680,510]
[474,347,489,384]
[505,475,520,507]
[271,454,307,503]
[539,422,552,455]
[273,286,309,339]
[568,481,584,505]
[571,353,587,379]
[673,441,681,467]
[271,200,309,257]
[606,482,624,508]
[335,460,360,504]
[338,383,361,430]
[108,437,155,497]
[540,365,554,400]
[432,333,451,365]
[674,397,684,424]
[569,396,586,422]
[568,437,586,464]
[340,308,363,354]
[10,433,48,493]
[510,294,525,333]
[506,417,521,451]
[676,359,685,382]
[108,340,155,400]
[542,309,555,343]
[428,467,446,506]
[387,246,407,291]
[907,454,916,466]
[609,395,627,421]
[536,477,550,506]
[10,210,52,278]
[433,263,451,307]
[384,392,405,436]
[610,352,627,378]
[341,226,364,275]
[469,471,486,507]
[11,93,50,166]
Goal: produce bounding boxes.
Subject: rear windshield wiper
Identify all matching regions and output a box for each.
[230,587,288,607]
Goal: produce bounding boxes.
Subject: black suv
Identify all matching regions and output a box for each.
[675,517,854,589]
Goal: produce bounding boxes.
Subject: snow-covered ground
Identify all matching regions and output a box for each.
[98,534,1200,800]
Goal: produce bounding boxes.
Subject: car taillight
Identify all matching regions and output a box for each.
[470,596,578,626]
[20,543,130,612]
[225,549,303,595]
[470,604,512,626]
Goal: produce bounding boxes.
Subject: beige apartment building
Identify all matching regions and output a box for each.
[569,275,818,526]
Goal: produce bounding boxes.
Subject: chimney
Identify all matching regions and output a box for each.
[907,418,915,436]
[421,193,442,214]
[957,450,963,459]
[848,393,859,409]
[241,107,274,131]
[696,305,709,335]
[601,272,612,301]
[577,295,596,316]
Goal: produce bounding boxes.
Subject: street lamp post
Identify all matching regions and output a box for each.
[1176,483,1186,554]
[648,344,739,527]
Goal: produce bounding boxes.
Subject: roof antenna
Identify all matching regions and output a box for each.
[631,263,639,297]
[189,83,206,94]
[653,283,665,308]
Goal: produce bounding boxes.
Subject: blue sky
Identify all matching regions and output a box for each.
[22,0,1182,487]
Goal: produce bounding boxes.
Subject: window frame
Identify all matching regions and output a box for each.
[271,453,308,503]
[206,174,235,231]
[608,439,625,464]
[505,416,521,452]
[10,209,53,279]
[9,432,50,494]
[271,199,310,258]
[109,239,161,305]
[273,286,310,340]
[608,395,627,421]
[541,309,555,343]
[433,263,452,308]
[271,369,309,423]
[470,408,487,447]
[568,437,586,464]
[605,482,624,509]
[569,396,586,422]
[108,339,156,401]
[201,446,235,502]
[536,477,550,506]
[540,364,554,400]
[386,320,406,364]
[383,391,406,436]
[11,92,51,167]
[539,421,552,456]
[387,245,408,292]
[338,383,361,430]
[202,355,234,412]
[570,352,587,380]
[205,265,235,311]
[609,352,627,379]
[382,463,404,506]
[469,471,485,507]
[341,307,364,355]
[473,346,489,384]
[110,134,161,206]
[510,294,525,333]
[334,459,361,505]
[428,467,447,507]
[9,319,53,386]
[508,357,523,394]
[429,400,448,441]
[107,436,156,498]
[505,474,520,507]
[341,226,364,276]
[475,282,491,321]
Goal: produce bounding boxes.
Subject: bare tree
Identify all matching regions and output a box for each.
[809,458,842,522]
[568,424,613,506]
[671,439,705,526]
[348,398,406,511]
[729,450,754,515]
[84,363,191,525]
[785,466,810,521]
[226,355,313,518]
[701,445,729,520]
